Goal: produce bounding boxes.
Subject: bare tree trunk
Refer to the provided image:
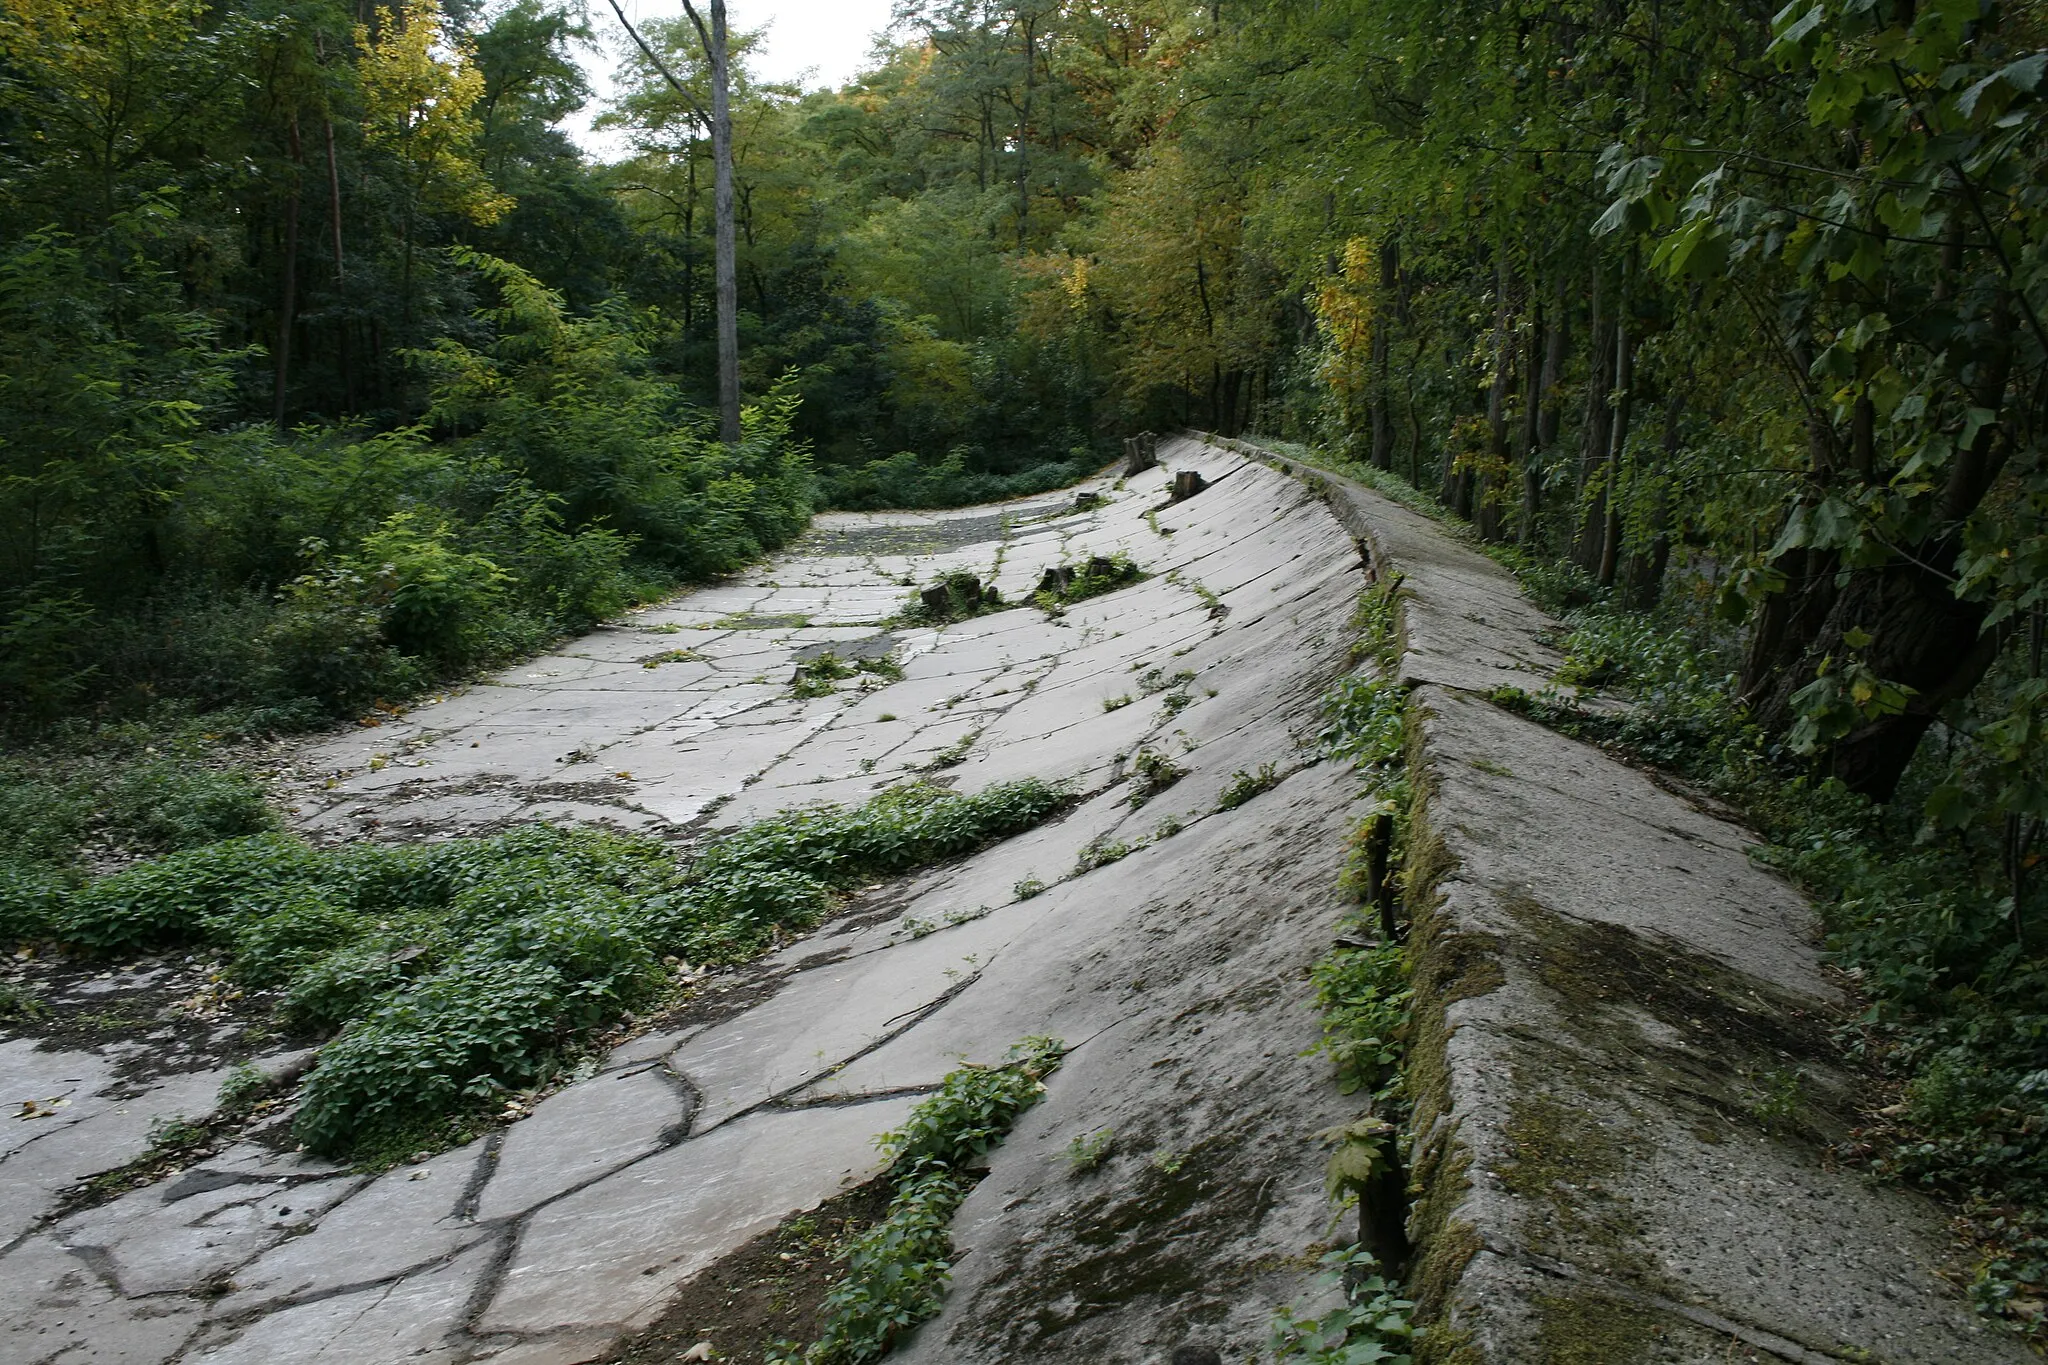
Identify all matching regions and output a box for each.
[1016,14,1034,248]
[1596,312,1633,587]
[706,0,740,444]
[274,114,303,432]
[1519,299,1544,547]
[616,0,741,443]
[1573,273,1614,572]
[1369,239,1397,469]
[1477,269,1512,541]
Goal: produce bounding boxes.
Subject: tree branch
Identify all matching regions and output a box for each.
[605,0,711,127]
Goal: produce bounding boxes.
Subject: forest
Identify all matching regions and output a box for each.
[4,0,2048,1339]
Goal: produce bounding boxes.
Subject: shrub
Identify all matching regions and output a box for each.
[57,834,321,954]
[100,761,275,852]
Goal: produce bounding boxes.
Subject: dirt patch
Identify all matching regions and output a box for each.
[600,1177,896,1364]
[793,512,1018,557]
[0,954,286,1086]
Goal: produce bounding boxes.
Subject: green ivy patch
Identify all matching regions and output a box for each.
[26,780,1066,1160]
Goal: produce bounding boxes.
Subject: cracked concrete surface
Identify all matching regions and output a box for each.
[1,443,1372,1363]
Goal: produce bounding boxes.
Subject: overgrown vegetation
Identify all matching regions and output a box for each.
[1270,1245,1418,1365]
[770,1037,1065,1365]
[1277,589,1424,1363]
[5,779,1065,1162]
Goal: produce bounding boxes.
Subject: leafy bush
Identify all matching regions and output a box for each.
[57,835,322,954]
[98,761,276,852]
[31,779,1068,1158]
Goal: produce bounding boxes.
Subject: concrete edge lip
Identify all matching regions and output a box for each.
[1201,430,2030,1365]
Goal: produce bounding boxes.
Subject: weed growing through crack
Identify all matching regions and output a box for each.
[1013,876,1046,900]
[855,655,904,682]
[1138,667,1195,696]
[770,1037,1065,1365]
[1166,570,1225,617]
[1270,1245,1418,1364]
[1076,837,1135,871]
[1064,1127,1115,1172]
[1217,763,1281,810]
[1128,747,1186,807]
[20,780,1067,1161]
[0,981,47,1020]
[215,1061,269,1116]
[925,730,979,770]
[791,653,859,698]
[640,649,704,669]
[1744,1066,1805,1134]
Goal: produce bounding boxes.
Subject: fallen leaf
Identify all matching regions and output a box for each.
[679,1344,714,1363]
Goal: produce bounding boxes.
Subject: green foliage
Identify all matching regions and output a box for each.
[1218,763,1282,810]
[1127,747,1185,806]
[0,982,47,1020]
[771,1037,1064,1365]
[820,451,1099,511]
[1313,941,1412,1098]
[791,653,860,698]
[28,779,1064,1158]
[1076,836,1134,871]
[1035,553,1143,610]
[1063,1127,1115,1172]
[1271,1246,1418,1365]
[1320,675,1407,772]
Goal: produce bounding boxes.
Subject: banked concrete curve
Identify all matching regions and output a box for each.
[5,439,1374,1365]
[1197,434,2025,1365]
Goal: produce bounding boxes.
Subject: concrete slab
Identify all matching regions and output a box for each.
[478,1098,916,1336]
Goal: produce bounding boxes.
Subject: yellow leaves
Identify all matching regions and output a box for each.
[1092,141,1259,390]
[1314,236,1378,425]
[355,0,510,225]
[0,0,203,80]
[1060,254,1091,311]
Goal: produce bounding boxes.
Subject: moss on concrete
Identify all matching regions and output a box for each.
[1532,1290,1664,1365]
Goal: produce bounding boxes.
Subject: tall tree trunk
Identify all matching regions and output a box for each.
[1537,282,1568,449]
[1016,15,1034,248]
[1573,273,1614,572]
[273,114,303,432]
[707,0,740,444]
[615,0,740,443]
[1369,239,1398,470]
[1477,271,1512,541]
[1519,300,1545,547]
[1595,314,1633,587]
